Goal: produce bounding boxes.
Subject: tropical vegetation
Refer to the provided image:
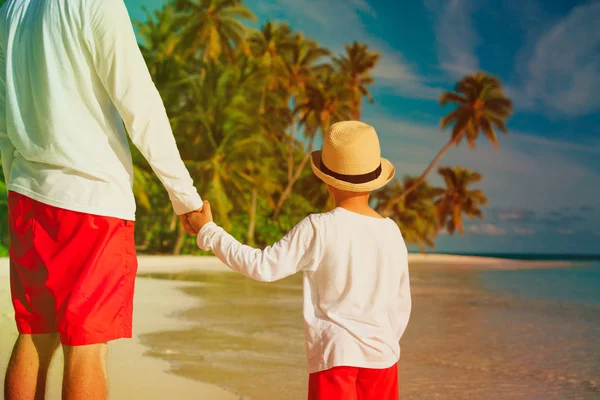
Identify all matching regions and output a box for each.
[0,0,512,255]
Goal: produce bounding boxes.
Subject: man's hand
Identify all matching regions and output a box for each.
[180,214,197,235]
[188,200,213,233]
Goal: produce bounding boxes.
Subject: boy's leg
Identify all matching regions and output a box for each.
[308,366,359,400]
[356,363,399,400]
[62,343,108,400]
[4,334,60,400]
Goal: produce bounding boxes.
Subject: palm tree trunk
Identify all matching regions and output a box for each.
[287,98,297,182]
[246,187,258,246]
[260,86,267,115]
[273,137,315,219]
[169,210,178,232]
[172,224,185,255]
[351,95,360,120]
[382,137,457,215]
[351,89,360,120]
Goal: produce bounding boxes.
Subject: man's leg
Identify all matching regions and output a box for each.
[62,344,108,400]
[4,333,60,400]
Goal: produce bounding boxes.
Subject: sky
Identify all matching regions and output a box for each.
[124,0,600,255]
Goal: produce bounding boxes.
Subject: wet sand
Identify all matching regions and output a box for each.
[140,261,600,400]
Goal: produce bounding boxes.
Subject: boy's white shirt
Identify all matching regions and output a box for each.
[0,0,202,220]
[198,207,412,373]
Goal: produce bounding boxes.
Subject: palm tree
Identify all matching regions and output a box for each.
[249,22,293,111]
[333,41,380,120]
[382,72,512,214]
[281,34,330,182]
[374,179,439,251]
[234,146,282,246]
[435,166,488,235]
[175,0,256,63]
[272,69,352,219]
[135,4,187,81]
[175,60,263,231]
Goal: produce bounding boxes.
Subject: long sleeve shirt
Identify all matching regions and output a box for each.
[197,207,412,373]
[0,0,201,220]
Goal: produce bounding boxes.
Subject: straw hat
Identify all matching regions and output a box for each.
[310,121,395,192]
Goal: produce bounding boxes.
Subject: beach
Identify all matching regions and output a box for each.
[0,257,240,400]
[1,255,599,399]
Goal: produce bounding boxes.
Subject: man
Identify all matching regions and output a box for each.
[0,0,201,398]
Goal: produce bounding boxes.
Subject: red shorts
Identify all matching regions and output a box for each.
[308,364,399,400]
[8,191,138,346]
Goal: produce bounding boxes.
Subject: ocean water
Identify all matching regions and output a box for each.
[141,259,600,400]
[477,263,600,305]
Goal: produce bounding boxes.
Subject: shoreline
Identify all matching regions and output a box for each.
[132,253,576,274]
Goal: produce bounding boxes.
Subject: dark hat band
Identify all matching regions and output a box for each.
[320,161,382,184]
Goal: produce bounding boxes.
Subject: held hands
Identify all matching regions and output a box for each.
[182,200,213,235]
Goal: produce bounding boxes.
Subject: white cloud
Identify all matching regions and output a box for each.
[426,0,480,78]
[467,224,507,236]
[349,0,376,16]
[516,2,600,116]
[250,0,441,100]
[556,228,575,235]
[514,226,536,236]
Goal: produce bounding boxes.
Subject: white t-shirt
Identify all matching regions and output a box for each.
[198,207,412,373]
[0,0,201,220]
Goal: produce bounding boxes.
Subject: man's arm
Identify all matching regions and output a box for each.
[83,0,202,215]
[195,204,320,282]
[0,45,15,183]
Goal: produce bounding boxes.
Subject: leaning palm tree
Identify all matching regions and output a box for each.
[333,41,380,120]
[434,166,488,235]
[272,69,352,219]
[382,72,512,214]
[175,0,256,62]
[374,179,439,252]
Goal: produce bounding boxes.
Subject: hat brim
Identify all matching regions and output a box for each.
[310,150,395,192]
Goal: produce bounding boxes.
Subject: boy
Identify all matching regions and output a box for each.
[189,121,411,400]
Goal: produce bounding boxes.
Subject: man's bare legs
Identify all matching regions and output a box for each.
[4,333,60,400]
[62,343,108,400]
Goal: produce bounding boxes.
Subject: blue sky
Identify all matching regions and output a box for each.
[124,0,600,255]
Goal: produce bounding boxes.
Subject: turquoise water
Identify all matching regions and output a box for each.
[437,252,600,262]
[477,263,600,305]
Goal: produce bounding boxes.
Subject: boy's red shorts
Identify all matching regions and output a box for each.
[8,191,138,346]
[308,363,399,400]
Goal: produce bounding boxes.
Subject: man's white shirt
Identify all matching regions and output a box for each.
[0,0,202,220]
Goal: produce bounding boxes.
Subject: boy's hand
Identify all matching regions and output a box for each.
[180,214,196,234]
[188,200,213,233]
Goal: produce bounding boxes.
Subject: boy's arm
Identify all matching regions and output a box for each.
[0,45,15,183]
[197,217,320,282]
[394,263,412,341]
[83,0,202,215]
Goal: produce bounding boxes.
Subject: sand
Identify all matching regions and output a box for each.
[0,257,239,400]
[0,253,571,399]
